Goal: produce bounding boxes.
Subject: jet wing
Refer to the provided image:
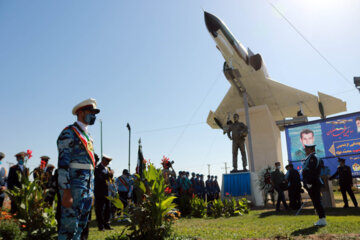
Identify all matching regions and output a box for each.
[207,86,243,129]
[207,76,347,129]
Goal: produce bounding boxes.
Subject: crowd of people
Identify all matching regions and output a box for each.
[169,171,220,201]
[0,151,134,235]
[268,144,358,227]
[161,157,220,201]
[1,98,358,239]
[0,98,221,240]
[0,150,221,237]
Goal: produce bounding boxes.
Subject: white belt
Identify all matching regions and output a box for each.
[69,163,94,170]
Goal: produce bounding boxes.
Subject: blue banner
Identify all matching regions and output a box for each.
[285,112,360,178]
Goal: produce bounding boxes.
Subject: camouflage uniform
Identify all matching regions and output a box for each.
[57,122,95,240]
[227,121,248,170]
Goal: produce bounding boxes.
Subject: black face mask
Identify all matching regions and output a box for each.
[85,113,96,125]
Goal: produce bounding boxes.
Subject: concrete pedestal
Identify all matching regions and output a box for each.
[235,105,283,171]
[222,172,264,206]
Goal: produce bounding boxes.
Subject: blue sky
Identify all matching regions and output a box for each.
[1,0,359,183]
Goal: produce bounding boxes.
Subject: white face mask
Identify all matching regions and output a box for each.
[276,166,281,170]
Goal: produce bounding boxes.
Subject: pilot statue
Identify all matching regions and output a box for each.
[227,113,248,173]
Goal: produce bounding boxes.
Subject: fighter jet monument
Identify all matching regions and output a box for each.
[204,12,346,204]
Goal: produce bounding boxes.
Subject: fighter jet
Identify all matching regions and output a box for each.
[204,12,346,130]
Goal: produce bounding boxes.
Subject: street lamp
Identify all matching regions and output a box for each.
[126,123,131,172]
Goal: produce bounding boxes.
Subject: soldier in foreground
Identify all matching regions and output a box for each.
[302,144,326,226]
[57,98,100,239]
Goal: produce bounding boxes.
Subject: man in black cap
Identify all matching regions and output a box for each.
[205,175,211,200]
[200,174,205,200]
[285,164,302,209]
[302,144,326,226]
[214,176,220,200]
[116,169,133,207]
[33,156,51,189]
[95,154,113,231]
[8,152,30,213]
[190,172,196,194]
[271,162,288,211]
[329,158,358,208]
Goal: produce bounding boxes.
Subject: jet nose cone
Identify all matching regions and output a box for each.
[204,11,222,37]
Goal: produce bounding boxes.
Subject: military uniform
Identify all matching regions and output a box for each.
[116,170,133,208]
[227,121,248,171]
[286,168,302,209]
[190,173,196,194]
[294,148,324,161]
[199,175,206,200]
[271,167,288,211]
[57,98,100,240]
[205,176,211,200]
[214,177,220,200]
[330,161,358,208]
[34,156,53,190]
[302,149,326,225]
[8,152,30,213]
[94,155,112,230]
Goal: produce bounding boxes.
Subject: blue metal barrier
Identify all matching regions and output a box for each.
[223,172,251,197]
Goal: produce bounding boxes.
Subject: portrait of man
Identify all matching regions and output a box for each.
[355,117,360,133]
[293,128,323,160]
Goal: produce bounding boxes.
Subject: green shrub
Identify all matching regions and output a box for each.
[108,164,177,240]
[0,220,24,240]
[223,198,238,217]
[177,194,192,217]
[209,199,224,218]
[190,196,207,218]
[104,231,128,240]
[208,197,250,218]
[5,172,57,239]
[237,198,250,215]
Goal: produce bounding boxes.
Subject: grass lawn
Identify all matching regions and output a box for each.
[88,191,360,240]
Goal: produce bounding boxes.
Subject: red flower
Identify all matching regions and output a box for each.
[225,192,230,196]
[27,149,33,159]
[164,187,172,194]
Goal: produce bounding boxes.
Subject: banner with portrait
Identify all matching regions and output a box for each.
[285,111,360,178]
